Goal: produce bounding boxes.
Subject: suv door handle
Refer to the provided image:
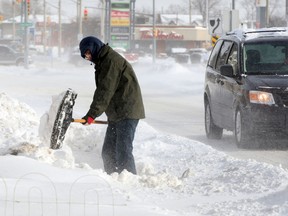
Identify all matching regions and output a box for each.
[216,78,224,85]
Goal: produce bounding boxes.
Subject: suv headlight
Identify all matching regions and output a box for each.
[249,91,275,105]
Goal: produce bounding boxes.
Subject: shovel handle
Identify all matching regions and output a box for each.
[72,118,108,124]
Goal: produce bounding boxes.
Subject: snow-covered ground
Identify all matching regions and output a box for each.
[1,56,288,215]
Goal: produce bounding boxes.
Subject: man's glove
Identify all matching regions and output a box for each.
[82,115,94,125]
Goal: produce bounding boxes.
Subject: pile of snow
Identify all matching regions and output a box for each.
[1,90,288,215]
[0,92,39,152]
[1,59,288,215]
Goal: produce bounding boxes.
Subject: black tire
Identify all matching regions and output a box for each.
[16,59,24,66]
[234,108,259,148]
[205,100,223,139]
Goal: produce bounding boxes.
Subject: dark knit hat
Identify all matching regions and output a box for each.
[79,36,105,61]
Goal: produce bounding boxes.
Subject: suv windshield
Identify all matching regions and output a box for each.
[243,41,288,75]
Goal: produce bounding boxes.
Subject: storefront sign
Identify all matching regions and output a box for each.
[111,27,130,34]
[140,30,184,40]
[110,0,130,49]
[111,35,129,40]
[110,1,130,27]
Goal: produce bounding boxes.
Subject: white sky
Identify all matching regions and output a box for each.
[134,0,178,11]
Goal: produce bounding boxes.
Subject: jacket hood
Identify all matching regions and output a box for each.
[79,36,105,61]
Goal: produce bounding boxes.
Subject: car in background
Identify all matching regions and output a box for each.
[189,48,209,64]
[167,47,189,64]
[68,46,87,66]
[113,47,139,64]
[204,28,288,148]
[28,45,39,56]
[0,45,32,66]
[0,38,23,52]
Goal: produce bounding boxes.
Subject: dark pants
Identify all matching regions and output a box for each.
[102,119,139,175]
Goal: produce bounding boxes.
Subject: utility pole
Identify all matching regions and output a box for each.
[12,1,16,40]
[78,0,82,41]
[286,0,288,27]
[130,0,136,50]
[266,0,269,27]
[24,0,29,69]
[58,0,62,57]
[152,0,156,63]
[100,0,105,41]
[230,0,235,31]
[44,0,47,55]
[189,0,191,25]
[256,0,267,28]
[205,0,208,27]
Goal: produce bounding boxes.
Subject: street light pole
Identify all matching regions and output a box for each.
[266,0,269,27]
[206,0,208,27]
[24,0,29,69]
[58,0,62,57]
[130,0,136,50]
[78,0,82,40]
[44,0,47,55]
[100,0,105,41]
[152,0,156,63]
[189,0,191,25]
[12,0,16,40]
[286,0,288,27]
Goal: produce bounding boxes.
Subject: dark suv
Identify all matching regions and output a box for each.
[0,45,32,66]
[204,28,288,148]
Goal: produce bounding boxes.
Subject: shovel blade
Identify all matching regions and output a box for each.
[50,89,77,149]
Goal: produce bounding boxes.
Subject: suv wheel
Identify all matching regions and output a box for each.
[16,59,24,66]
[205,100,223,139]
[234,108,259,148]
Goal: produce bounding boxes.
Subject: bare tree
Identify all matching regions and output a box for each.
[165,4,187,14]
[0,0,45,20]
[240,0,285,27]
[1,2,21,19]
[240,0,256,26]
[268,0,286,27]
[180,0,220,24]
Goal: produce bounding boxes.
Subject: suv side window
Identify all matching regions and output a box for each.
[0,46,9,55]
[208,40,223,68]
[216,41,233,71]
[227,43,238,74]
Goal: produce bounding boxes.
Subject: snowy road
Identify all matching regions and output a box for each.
[1,56,288,170]
[134,60,288,170]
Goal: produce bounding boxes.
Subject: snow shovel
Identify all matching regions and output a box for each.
[50,88,107,150]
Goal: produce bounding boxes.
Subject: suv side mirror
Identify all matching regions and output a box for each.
[220,64,234,77]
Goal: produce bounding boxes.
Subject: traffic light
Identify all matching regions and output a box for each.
[27,0,30,15]
[47,16,51,25]
[84,8,88,21]
[153,28,158,37]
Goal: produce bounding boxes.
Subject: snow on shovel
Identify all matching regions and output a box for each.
[50,88,107,149]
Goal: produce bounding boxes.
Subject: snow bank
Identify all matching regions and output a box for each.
[0,92,39,151]
[2,69,288,214]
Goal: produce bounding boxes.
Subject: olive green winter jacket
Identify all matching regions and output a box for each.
[86,45,145,122]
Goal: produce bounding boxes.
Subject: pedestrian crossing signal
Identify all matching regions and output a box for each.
[153,29,158,37]
[27,0,31,15]
[84,8,88,21]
